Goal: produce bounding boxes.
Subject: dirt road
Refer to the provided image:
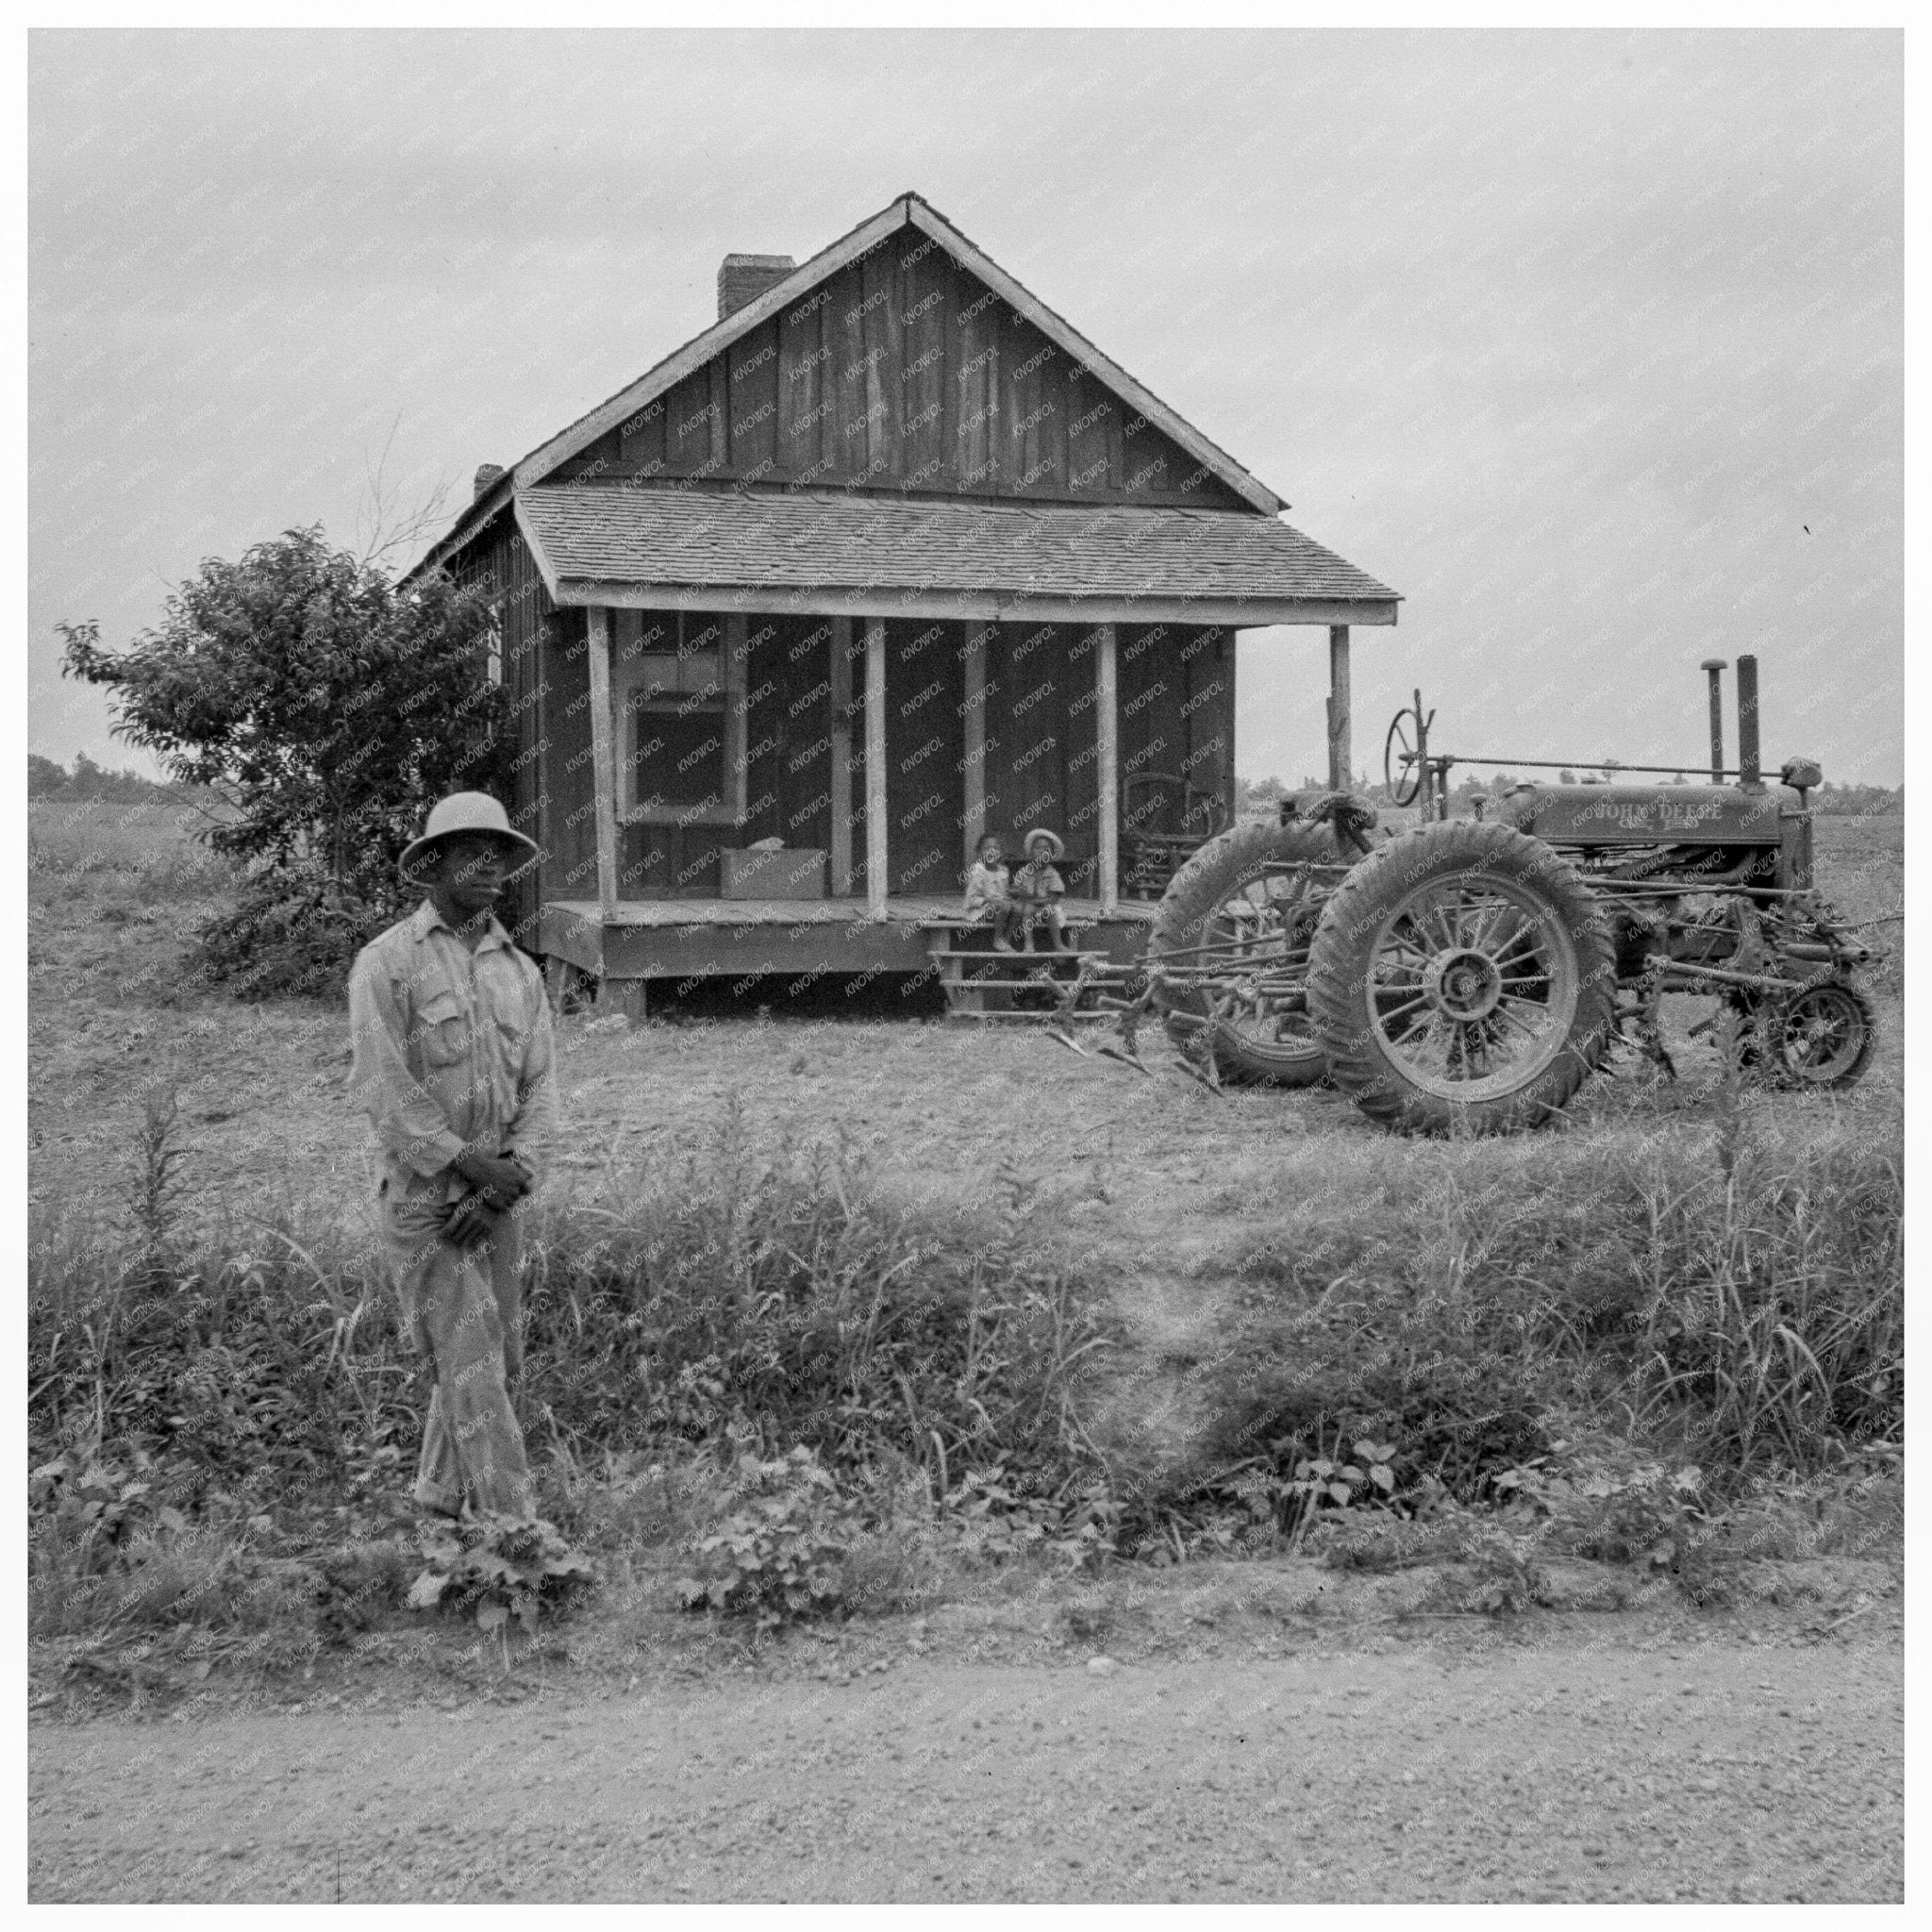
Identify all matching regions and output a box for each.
[30,1630,1901,1903]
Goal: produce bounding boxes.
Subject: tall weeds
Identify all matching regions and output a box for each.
[521,1102,1112,1491]
[29,1104,1115,1511]
[1198,1111,1902,1498]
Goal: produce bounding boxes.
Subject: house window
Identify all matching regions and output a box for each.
[612,609,748,825]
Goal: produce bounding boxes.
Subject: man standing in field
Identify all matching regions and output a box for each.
[348,792,554,1521]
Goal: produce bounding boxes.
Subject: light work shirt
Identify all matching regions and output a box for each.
[347,899,557,1197]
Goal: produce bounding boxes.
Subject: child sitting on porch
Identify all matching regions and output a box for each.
[1012,827,1069,951]
[964,833,1027,952]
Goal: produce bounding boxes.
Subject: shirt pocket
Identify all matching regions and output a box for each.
[415,990,473,1068]
[494,1016,526,1069]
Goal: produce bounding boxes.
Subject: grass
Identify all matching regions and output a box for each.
[1180,1112,1901,1494]
[25,795,1906,1676]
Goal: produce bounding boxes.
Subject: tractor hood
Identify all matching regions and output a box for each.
[1500,783,1797,845]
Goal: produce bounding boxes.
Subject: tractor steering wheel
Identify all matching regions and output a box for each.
[1384,707,1425,808]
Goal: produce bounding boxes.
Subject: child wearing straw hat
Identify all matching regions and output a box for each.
[1011,826,1068,951]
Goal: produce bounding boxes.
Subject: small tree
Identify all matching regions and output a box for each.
[60,525,512,994]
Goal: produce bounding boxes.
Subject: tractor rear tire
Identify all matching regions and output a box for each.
[1147,818,1351,1087]
[1306,820,1617,1134]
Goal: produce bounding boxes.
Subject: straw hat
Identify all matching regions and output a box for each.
[399,791,541,884]
[1021,826,1065,861]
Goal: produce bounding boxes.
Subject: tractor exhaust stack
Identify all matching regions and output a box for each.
[1736,654,1762,791]
[1700,658,1726,784]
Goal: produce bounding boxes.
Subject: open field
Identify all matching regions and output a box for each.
[25,802,1906,1205]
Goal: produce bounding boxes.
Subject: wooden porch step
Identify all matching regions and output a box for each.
[935,949,1138,1021]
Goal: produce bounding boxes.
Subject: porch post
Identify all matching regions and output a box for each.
[864,618,889,919]
[1095,623,1119,913]
[585,605,620,921]
[961,624,989,863]
[828,617,854,895]
[1326,625,1352,792]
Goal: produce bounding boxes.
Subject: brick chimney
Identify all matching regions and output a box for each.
[474,462,506,501]
[718,254,795,321]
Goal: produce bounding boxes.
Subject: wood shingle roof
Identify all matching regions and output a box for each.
[516,485,1398,627]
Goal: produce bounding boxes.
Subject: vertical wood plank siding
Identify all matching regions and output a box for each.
[881,618,965,898]
[456,517,562,943]
[728,322,780,480]
[548,246,1248,509]
[827,616,854,892]
[1094,625,1119,912]
[900,233,948,489]
[585,607,619,917]
[541,606,597,902]
[777,287,827,479]
[863,620,889,914]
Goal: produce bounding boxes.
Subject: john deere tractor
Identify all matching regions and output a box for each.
[1144,655,1879,1134]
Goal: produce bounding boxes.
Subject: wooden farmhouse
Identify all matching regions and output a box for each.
[409,192,1399,1011]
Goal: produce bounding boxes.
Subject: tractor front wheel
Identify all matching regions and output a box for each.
[1306,820,1618,1134]
[1761,979,1876,1090]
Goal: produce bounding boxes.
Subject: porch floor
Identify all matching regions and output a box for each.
[544,894,1158,929]
[538,895,1158,987]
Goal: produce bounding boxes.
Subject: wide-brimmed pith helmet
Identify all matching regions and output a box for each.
[399,791,541,884]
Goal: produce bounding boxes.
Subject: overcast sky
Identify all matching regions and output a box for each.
[29,28,1902,786]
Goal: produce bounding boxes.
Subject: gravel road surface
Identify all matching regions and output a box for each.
[30,1632,1901,1903]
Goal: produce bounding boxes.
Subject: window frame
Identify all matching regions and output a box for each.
[612,609,749,827]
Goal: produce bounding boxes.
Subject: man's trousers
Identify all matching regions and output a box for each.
[380,1179,535,1520]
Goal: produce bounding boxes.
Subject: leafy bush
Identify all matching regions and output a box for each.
[26,1445,311,1645]
[58,525,514,996]
[29,1449,181,1577]
[196,865,395,1001]
[676,1446,860,1625]
[407,1513,596,1642]
[941,1463,1119,1570]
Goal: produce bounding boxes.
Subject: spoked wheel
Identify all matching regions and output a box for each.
[1147,819,1357,1086]
[1307,821,1617,1133]
[1761,979,1875,1090]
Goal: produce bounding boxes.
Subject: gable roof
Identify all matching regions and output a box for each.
[414,192,1289,579]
